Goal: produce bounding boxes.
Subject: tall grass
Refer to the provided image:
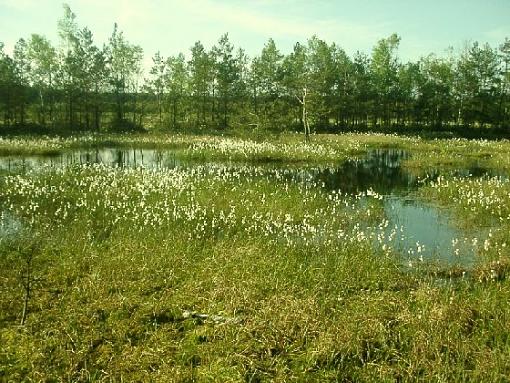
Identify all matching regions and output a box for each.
[1,135,510,381]
[2,132,509,170]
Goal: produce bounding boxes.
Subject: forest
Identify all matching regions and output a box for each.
[1,4,510,136]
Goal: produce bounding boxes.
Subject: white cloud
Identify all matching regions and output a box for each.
[2,0,462,66]
[49,0,392,72]
[484,26,510,43]
[0,0,37,11]
[178,0,386,43]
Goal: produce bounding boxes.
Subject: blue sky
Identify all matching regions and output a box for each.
[1,0,509,69]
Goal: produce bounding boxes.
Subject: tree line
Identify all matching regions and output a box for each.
[1,4,509,135]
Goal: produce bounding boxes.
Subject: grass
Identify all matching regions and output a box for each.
[417,175,510,284]
[398,138,510,174]
[1,132,510,171]
[0,136,64,156]
[1,133,510,381]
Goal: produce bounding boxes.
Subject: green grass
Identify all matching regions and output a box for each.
[398,138,510,175]
[1,134,510,381]
[2,132,510,171]
[0,136,64,156]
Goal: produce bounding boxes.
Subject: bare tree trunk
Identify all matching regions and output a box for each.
[20,251,34,326]
[39,90,45,125]
[21,283,30,325]
[49,72,53,124]
[132,92,138,125]
[223,97,228,128]
[212,84,216,124]
[94,84,101,132]
[69,93,73,129]
[253,84,258,115]
[173,97,177,128]
[498,61,508,128]
[297,87,310,142]
[158,94,162,124]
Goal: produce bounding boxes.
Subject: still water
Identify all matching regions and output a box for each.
[0,147,492,266]
[0,148,181,171]
[323,149,486,266]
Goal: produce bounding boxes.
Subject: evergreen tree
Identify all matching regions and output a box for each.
[371,34,401,127]
[251,38,284,130]
[212,34,239,128]
[165,53,188,129]
[57,3,81,128]
[456,42,500,127]
[27,34,57,125]
[282,42,308,132]
[417,54,454,127]
[13,38,31,125]
[499,39,510,128]
[188,41,214,128]
[351,51,373,127]
[0,43,17,127]
[107,23,143,127]
[306,36,337,129]
[147,51,167,125]
[331,46,354,129]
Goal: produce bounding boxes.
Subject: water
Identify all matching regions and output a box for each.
[317,148,500,195]
[0,148,181,172]
[317,149,416,194]
[316,149,489,266]
[382,197,481,266]
[0,211,22,240]
[0,147,494,265]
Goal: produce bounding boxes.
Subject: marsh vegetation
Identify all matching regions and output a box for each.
[1,133,509,381]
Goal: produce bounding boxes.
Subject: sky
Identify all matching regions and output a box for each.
[1,0,509,70]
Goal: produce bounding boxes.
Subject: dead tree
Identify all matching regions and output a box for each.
[18,241,42,325]
[296,87,310,142]
[20,245,35,325]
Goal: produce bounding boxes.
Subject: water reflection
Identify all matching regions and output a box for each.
[318,149,416,194]
[316,148,501,195]
[0,148,181,172]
